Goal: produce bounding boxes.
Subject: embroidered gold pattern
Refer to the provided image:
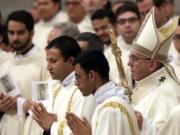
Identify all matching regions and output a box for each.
[98,102,137,135]
[58,120,67,135]
[58,87,78,135]
[52,87,62,110]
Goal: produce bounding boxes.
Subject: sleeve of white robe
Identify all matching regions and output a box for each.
[50,90,96,135]
[141,118,157,135]
[93,106,135,135]
[158,106,180,135]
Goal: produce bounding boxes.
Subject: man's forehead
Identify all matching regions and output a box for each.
[118,11,138,19]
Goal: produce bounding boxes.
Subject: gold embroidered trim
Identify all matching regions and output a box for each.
[66,87,78,112]
[58,87,78,135]
[98,102,137,135]
[58,120,67,135]
[52,87,62,110]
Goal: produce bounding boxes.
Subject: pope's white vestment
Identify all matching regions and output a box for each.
[132,67,180,133]
[158,105,180,135]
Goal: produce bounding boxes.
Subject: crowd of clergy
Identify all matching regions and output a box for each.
[0,0,180,134]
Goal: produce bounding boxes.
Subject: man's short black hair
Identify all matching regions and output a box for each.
[91,9,116,24]
[52,0,61,3]
[0,25,9,44]
[73,50,109,81]
[115,1,141,20]
[6,10,34,32]
[76,32,104,52]
[153,0,174,8]
[46,36,81,62]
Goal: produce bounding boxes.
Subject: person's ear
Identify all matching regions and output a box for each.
[150,60,158,73]
[89,70,96,81]
[68,57,74,66]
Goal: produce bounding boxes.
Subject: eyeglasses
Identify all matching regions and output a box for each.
[66,1,80,6]
[129,55,151,62]
[173,34,180,40]
[117,17,139,25]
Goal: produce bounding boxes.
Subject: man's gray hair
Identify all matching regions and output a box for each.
[54,22,80,38]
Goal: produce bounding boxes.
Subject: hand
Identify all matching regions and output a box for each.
[23,99,33,113]
[0,93,5,99]
[0,93,17,113]
[31,103,57,131]
[135,111,143,130]
[66,112,92,135]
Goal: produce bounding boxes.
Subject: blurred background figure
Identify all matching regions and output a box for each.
[136,0,153,21]
[29,0,41,23]
[112,1,124,13]
[91,9,116,47]
[170,17,180,80]
[76,32,104,52]
[82,0,111,15]
[32,0,68,49]
[65,0,94,32]
[47,22,80,43]
[0,25,12,52]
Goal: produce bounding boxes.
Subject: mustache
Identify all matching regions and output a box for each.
[12,41,22,45]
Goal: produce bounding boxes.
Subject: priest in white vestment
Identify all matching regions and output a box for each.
[128,7,180,134]
[66,50,140,135]
[0,10,50,135]
[32,0,68,49]
[65,0,94,33]
[31,36,96,135]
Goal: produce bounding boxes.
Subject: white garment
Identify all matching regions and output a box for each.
[0,50,14,133]
[1,46,50,135]
[170,53,180,80]
[168,41,179,61]
[48,72,96,135]
[76,15,94,33]
[158,105,180,135]
[104,36,132,87]
[33,11,68,49]
[132,67,180,132]
[0,50,14,75]
[91,81,140,135]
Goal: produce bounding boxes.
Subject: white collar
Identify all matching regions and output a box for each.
[60,71,75,87]
[94,81,127,104]
[16,46,36,59]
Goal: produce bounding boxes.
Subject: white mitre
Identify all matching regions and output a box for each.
[131,7,179,62]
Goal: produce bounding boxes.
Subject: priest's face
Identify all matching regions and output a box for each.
[46,48,69,81]
[74,64,95,96]
[92,17,111,44]
[37,0,60,21]
[128,51,152,81]
[8,20,33,52]
[82,0,106,13]
[116,11,141,43]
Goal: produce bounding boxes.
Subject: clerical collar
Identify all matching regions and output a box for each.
[16,45,36,59]
[94,81,127,104]
[21,44,35,55]
[60,71,75,87]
